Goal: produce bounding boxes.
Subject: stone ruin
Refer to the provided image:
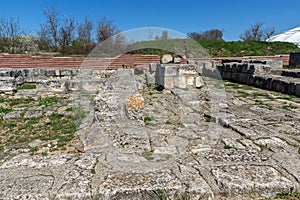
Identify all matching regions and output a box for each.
[0,61,299,199]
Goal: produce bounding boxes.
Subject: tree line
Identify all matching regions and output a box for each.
[0,7,276,55]
[0,7,125,55]
[187,23,275,42]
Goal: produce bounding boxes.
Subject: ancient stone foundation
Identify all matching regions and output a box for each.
[196,61,300,97]
[0,62,300,199]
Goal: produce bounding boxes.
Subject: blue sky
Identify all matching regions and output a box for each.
[0,0,300,41]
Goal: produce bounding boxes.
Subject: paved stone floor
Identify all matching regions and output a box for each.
[0,69,299,199]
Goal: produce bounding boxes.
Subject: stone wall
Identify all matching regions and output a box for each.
[0,68,114,95]
[147,63,204,89]
[201,62,300,97]
[189,55,289,66]
[289,52,300,67]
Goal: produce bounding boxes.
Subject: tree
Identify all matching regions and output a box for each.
[96,16,117,43]
[38,7,60,51]
[239,22,275,41]
[75,17,94,54]
[187,29,223,40]
[59,17,75,54]
[0,17,23,52]
[161,31,168,40]
[95,16,126,55]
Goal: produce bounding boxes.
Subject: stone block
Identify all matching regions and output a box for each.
[174,57,181,64]
[295,82,300,97]
[45,69,55,77]
[146,72,155,85]
[149,63,158,73]
[134,68,144,75]
[155,65,165,86]
[178,69,197,75]
[174,76,186,89]
[164,65,177,76]
[241,64,248,73]
[195,76,204,88]
[0,77,16,92]
[287,82,295,95]
[55,69,60,76]
[161,54,173,64]
[272,79,283,92]
[186,76,194,86]
[164,77,174,89]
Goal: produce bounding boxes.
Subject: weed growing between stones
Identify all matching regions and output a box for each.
[16,84,36,90]
[270,188,300,199]
[0,106,12,114]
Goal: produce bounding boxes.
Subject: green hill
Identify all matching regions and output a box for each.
[128,39,300,57]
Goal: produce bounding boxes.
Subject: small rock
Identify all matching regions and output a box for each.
[24,109,43,118]
[28,139,44,148]
[161,54,173,64]
[174,57,182,64]
[3,111,22,119]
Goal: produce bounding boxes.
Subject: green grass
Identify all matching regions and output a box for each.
[165,120,172,125]
[7,97,35,106]
[38,96,60,106]
[252,92,274,100]
[272,190,300,199]
[73,106,87,128]
[204,115,212,122]
[255,99,273,110]
[17,84,36,90]
[144,116,158,126]
[128,39,300,57]
[237,91,251,98]
[282,104,297,110]
[0,106,12,114]
[224,145,234,149]
[0,95,80,153]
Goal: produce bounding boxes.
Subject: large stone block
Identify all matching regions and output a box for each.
[164,65,177,76]
[146,72,155,85]
[173,76,186,89]
[149,63,159,73]
[295,82,300,97]
[155,65,165,86]
[0,77,16,92]
[164,77,174,89]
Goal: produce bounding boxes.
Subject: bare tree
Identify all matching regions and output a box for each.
[240,22,275,41]
[38,7,60,51]
[264,28,275,41]
[96,16,117,43]
[0,17,23,52]
[187,29,223,40]
[161,31,168,40]
[78,17,93,43]
[77,17,94,53]
[59,17,75,54]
